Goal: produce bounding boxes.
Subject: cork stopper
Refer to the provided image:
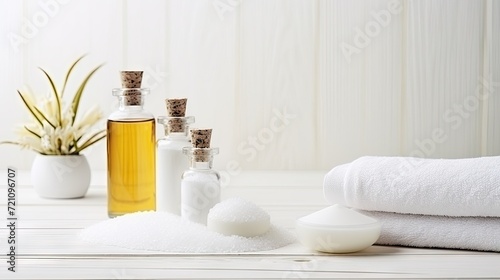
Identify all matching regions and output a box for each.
[191,129,213,162]
[120,71,143,105]
[166,98,187,117]
[167,119,184,133]
[165,98,187,133]
[191,129,212,148]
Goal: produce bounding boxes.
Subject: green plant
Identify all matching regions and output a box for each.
[1,55,105,155]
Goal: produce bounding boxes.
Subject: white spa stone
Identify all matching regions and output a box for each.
[207,197,271,237]
[296,204,381,253]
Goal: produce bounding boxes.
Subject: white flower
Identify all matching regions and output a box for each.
[41,135,51,150]
[2,56,105,155]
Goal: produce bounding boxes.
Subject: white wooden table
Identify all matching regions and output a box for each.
[1,171,499,279]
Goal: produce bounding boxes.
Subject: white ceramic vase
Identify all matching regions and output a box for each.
[31,154,91,199]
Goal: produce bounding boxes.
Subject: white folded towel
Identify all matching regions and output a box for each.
[324,156,500,217]
[360,210,500,252]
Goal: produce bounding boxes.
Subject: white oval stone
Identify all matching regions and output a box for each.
[296,204,381,253]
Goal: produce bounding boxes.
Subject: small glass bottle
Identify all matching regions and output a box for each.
[156,100,194,214]
[181,129,220,225]
[107,71,156,218]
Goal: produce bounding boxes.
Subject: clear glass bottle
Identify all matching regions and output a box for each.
[181,147,220,225]
[156,115,194,214]
[107,88,156,217]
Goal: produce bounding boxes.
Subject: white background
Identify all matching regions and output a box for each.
[1,0,499,173]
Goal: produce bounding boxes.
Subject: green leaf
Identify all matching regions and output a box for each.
[61,54,87,98]
[75,130,106,153]
[71,64,103,125]
[39,68,62,125]
[17,90,44,127]
[33,106,56,129]
[0,141,21,145]
[24,126,42,138]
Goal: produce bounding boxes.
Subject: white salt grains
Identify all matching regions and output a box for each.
[80,210,295,253]
[207,197,271,237]
[208,197,270,223]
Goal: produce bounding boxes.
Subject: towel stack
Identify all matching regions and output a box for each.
[323,156,500,252]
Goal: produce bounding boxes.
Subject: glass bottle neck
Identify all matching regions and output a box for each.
[118,99,145,110]
[157,116,195,138]
[163,127,189,139]
[165,132,189,140]
[183,147,219,170]
[189,159,214,170]
[112,88,149,110]
[109,88,153,121]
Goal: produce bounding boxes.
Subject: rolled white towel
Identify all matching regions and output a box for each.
[324,156,500,217]
[360,210,500,252]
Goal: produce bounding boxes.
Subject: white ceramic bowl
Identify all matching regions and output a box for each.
[296,205,381,253]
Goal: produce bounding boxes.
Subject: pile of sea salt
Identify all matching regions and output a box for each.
[80,206,295,253]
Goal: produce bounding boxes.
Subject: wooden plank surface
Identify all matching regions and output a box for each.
[1,184,499,279]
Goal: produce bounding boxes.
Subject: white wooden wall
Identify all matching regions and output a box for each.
[1,0,499,172]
